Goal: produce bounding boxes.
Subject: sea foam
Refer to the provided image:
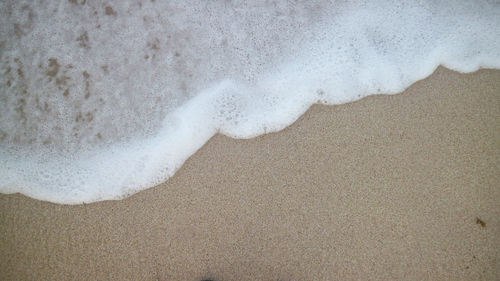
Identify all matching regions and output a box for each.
[1,0,499,203]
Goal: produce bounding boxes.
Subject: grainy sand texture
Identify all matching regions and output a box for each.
[1,68,499,280]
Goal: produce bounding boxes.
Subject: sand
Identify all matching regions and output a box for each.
[0,67,499,280]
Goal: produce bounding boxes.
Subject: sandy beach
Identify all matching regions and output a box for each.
[0,67,499,280]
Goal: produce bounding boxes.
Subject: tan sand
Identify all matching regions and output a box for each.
[0,67,499,281]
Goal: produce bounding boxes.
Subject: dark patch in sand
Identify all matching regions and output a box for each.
[105,6,117,16]
[46,58,60,78]
[77,31,90,49]
[476,217,486,228]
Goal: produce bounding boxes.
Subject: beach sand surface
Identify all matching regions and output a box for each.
[1,67,499,280]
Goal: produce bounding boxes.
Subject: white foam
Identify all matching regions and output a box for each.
[1,0,499,203]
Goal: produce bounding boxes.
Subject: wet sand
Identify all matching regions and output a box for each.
[1,67,499,280]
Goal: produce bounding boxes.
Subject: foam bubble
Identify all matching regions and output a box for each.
[1,0,499,203]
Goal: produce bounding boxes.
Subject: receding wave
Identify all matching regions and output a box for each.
[1,0,499,203]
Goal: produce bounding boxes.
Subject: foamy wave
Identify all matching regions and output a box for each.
[1,0,499,203]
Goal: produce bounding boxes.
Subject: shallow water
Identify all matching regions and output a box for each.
[1,0,499,203]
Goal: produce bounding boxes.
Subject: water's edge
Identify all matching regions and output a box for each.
[1,1,499,203]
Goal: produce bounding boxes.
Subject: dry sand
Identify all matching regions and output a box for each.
[1,67,499,280]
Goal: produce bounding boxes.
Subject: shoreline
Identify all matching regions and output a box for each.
[1,67,499,280]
